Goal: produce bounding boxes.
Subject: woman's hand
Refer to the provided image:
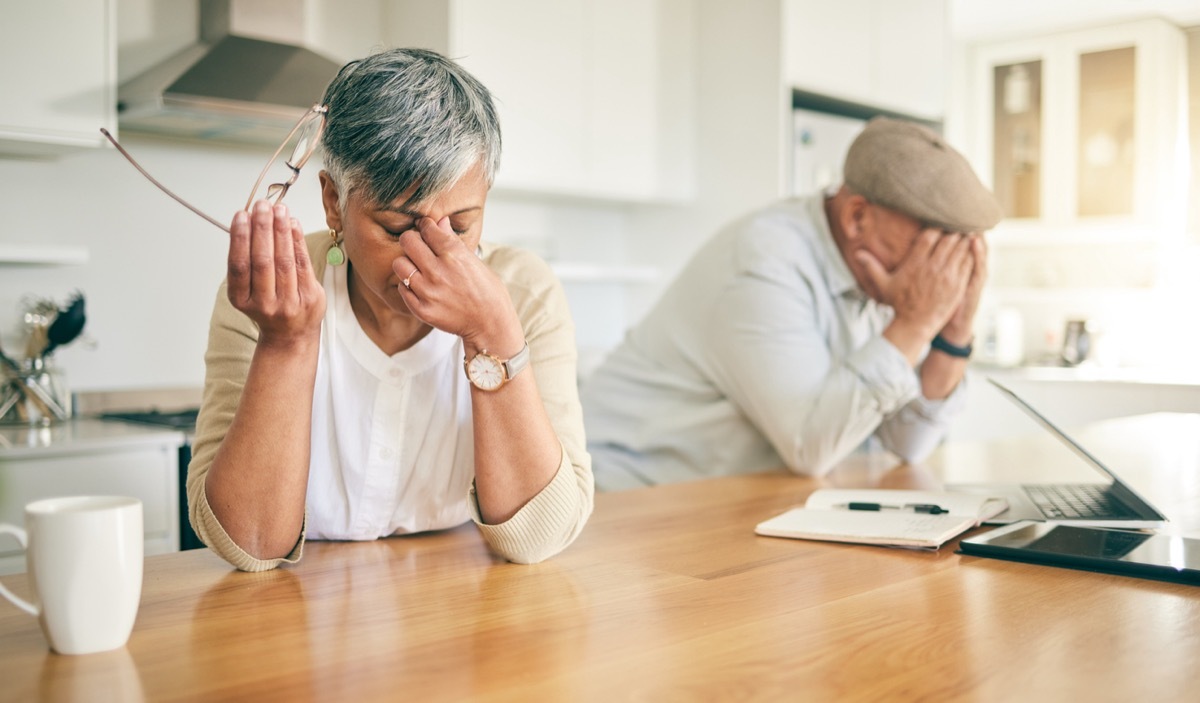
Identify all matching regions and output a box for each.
[395,217,560,528]
[227,201,326,349]
[207,201,325,561]
[394,217,524,356]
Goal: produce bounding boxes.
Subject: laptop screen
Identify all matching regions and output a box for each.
[985,377,1165,521]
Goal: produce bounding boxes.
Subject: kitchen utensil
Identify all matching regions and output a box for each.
[42,292,86,357]
[0,347,67,422]
[21,296,57,359]
[1060,319,1091,366]
[0,386,20,420]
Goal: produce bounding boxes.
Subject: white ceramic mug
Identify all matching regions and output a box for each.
[0,496,143,655]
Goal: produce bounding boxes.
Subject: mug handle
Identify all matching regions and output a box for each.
[0,524,38,616]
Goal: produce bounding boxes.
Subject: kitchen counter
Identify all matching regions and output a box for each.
[0,416,188,574]
[0,417,187,458]
[971,362,1200,386]
[951,365,1200,442]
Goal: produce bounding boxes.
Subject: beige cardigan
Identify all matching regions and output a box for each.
[187,232,594,571]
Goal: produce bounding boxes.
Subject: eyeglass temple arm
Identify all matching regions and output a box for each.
[99,128,232,234]
[244,105,327,212]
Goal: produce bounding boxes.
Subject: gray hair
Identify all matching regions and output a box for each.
[319,48,502,210]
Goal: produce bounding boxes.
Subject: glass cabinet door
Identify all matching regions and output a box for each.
[1077,46,1135,218]
[969,19,1186,234]
[992,61,1042,219]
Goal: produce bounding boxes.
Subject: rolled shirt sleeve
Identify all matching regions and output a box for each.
[876,372,968,464]
[702,221,956,477]
[582,196,966,486]
[705,273,910,477]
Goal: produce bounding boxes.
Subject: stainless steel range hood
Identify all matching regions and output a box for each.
[117,1,341,145]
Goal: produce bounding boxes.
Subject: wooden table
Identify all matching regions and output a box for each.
[3,413,1199,702]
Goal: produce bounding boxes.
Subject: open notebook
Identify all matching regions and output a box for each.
[755,489,1009,549]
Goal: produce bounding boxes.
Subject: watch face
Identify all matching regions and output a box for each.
[466,353,505,391]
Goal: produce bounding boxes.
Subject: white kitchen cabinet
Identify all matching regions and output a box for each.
[962,19,1188,236]
[0,0,117,158]
[0,421,182,575]
[784,0,949,120]
[382,0,693,202]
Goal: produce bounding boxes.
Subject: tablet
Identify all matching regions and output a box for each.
[958,521,1200,585]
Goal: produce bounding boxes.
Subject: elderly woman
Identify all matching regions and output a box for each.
[187,48,593,572]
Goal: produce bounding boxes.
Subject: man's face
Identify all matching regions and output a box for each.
[858,203,931,272]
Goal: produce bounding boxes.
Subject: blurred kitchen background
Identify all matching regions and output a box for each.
[3,0,1200,439]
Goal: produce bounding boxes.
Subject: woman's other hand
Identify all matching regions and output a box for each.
[394,216,523,355]
[227,201,326,348]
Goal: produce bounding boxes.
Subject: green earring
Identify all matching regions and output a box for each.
[326,229,345,266]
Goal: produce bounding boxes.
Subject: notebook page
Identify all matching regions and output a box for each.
[755,508,976,548]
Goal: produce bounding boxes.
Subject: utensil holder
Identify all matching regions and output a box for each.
[0,358,72,425]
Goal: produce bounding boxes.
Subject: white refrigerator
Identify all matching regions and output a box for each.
[791,108,867,196]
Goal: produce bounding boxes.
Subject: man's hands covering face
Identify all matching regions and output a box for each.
[855,229,987,345]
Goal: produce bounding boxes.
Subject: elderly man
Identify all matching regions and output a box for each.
[581,117,1003,490]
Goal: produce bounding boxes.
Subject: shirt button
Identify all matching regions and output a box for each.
[380,448,394,460]
[389,368,401,378]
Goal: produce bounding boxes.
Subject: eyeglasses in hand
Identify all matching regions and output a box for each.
[100,104,329,234]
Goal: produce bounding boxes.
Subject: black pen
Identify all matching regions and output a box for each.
[844,502,949,515]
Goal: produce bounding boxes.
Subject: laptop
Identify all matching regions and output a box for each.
[948,378,1167,529]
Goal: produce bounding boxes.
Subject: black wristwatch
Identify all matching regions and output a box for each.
[930,334,973,359]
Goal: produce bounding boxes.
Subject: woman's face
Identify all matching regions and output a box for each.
[320,161,489,317]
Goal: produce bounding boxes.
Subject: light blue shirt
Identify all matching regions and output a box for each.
[581,194,965,490]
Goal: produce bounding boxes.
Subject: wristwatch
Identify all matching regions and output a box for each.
[464,342,530,391]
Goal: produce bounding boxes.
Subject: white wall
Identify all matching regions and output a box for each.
[0,0,806,392]
[621,0,791,323]
[0,136,263,390]
[25,2,1194,396]
[0,0,645,392]
[0,136,648,391]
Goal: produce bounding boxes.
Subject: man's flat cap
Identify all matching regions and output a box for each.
[843,117,1003,231]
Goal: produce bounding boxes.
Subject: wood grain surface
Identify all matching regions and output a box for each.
[2,413,1198,702]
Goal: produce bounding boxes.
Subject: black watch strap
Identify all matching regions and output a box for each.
[930,334,973,359]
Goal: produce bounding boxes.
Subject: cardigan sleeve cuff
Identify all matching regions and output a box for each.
[468,445,581,564]
[196,488,305,572]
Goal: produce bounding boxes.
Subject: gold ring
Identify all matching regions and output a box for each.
[403,269,418,289]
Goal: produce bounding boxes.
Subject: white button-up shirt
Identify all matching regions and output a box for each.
[306,262,475,540]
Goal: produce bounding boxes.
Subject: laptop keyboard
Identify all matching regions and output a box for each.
[1025,484,1140,519]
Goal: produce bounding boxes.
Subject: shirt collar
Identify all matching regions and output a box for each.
[327,263,460,381]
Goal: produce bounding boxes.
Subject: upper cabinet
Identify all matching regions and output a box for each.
[0,0,116,158]
[784,0,949,120]
[382,0,694,203]
[963,19,1188,236]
